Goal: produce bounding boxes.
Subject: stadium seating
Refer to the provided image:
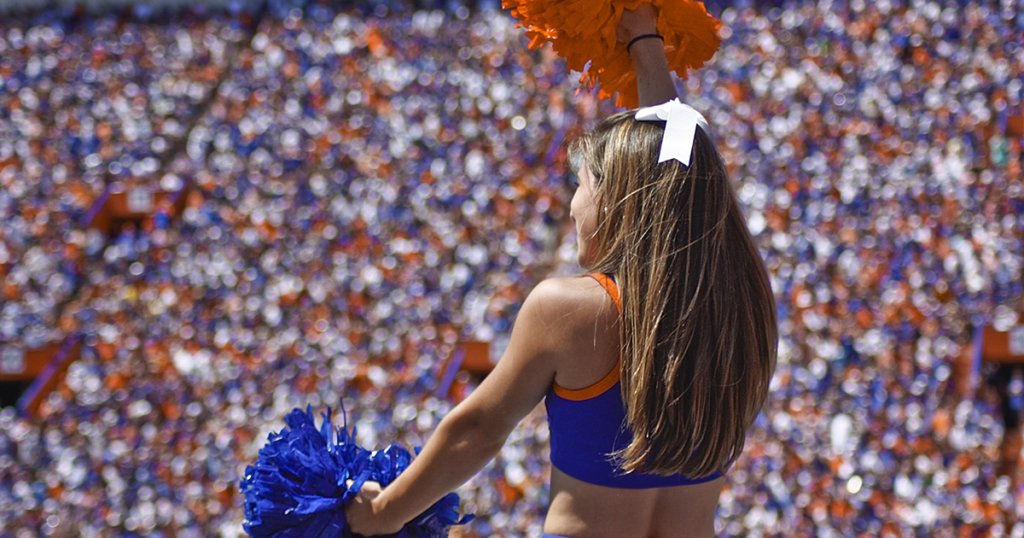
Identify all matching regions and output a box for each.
[0,1,1022,535]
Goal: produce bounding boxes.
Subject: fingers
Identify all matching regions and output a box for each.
[361,481,383,494]
[345,479,383,494]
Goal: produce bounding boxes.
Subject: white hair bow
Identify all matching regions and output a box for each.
[634,98,709,167]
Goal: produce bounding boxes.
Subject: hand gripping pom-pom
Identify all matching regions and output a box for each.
[241,406,473,537]
[502,0,722,108]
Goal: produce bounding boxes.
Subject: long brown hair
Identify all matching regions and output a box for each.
[569,110,777,478]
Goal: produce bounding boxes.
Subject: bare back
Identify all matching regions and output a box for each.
[546,468,723,538]
[542,276,723,538]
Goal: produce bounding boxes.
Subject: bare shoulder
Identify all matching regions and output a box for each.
[522,276,619,335]
[522,276,620,387]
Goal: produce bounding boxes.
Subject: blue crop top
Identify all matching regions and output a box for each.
[544,273,723,489]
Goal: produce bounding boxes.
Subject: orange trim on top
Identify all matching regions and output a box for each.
[552,361,621,401]
[589,273,622,313]
[550,273,623,401]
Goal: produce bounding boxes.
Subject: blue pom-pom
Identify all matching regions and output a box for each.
[241,406,473,537]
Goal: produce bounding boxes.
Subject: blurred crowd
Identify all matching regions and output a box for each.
[703,2,1024,535]
[1,0,1023,536]
[0,10,249,347]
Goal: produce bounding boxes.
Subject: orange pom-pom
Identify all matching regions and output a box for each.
[503,0,722,108]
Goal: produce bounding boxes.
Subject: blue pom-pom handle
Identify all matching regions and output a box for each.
[241,406,473,537]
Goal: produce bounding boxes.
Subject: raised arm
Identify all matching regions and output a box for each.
[345,279,585,535]
[618,4,679,106]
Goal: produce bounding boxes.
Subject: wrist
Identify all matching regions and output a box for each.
[624,25,658,42]
[626,33,664,55]
[370,494,405,534]
[371,492,389,519]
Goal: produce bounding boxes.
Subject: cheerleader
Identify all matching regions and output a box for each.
[346,5,777,537]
